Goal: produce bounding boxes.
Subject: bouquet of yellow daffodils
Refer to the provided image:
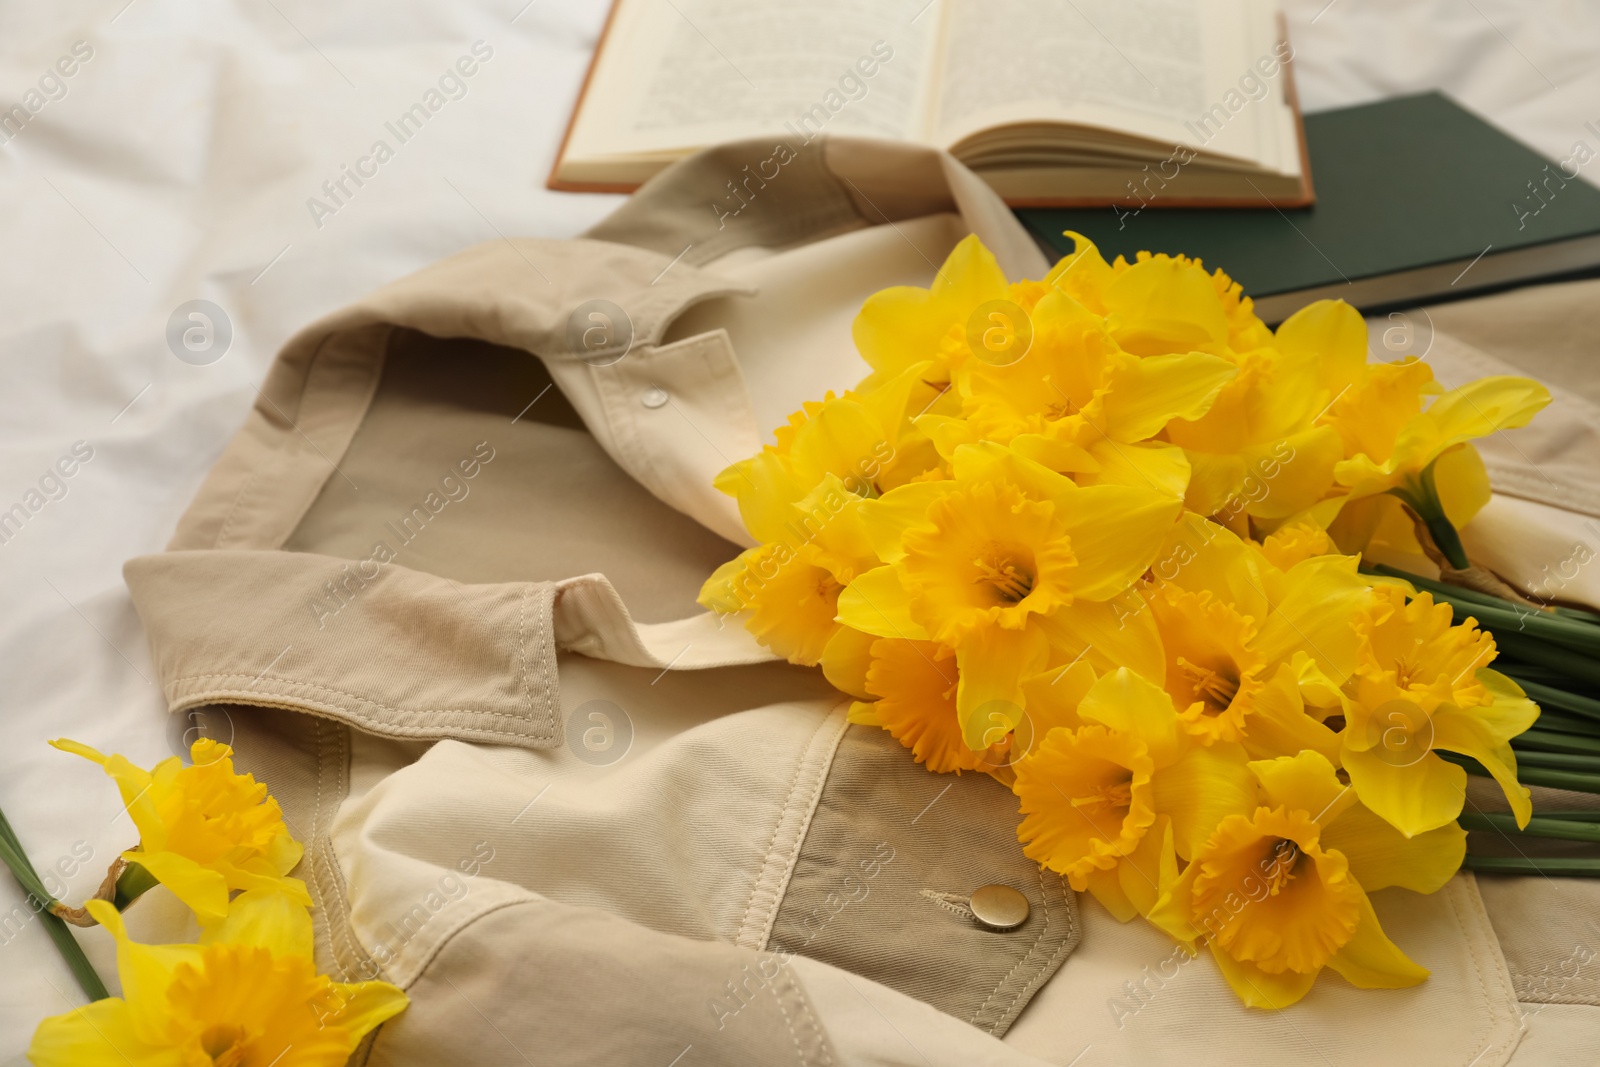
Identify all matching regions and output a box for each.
[699,233,1570,1008]
[7,738,406,1064]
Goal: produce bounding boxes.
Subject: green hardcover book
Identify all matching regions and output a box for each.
[1016,92,1600,323]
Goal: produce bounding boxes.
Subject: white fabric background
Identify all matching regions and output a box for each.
[0,0,1597,1059]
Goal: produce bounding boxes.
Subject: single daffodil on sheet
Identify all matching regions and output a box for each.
[837,442,1179,750]
[28,892,406,1067]
[1148,750,1463,1009]
[50,738,310,925]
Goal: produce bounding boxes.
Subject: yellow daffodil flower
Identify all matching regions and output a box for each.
[1161,298,1367,525]
[1339,586,1539,836]
[1043,236,1274,357]
[1148,750,1462,1008]
[847,638,1001,773]
[1139,514,1369,758]
[714,369,932,548]
[947,286,1236,498]
[839,443,1179,748]
[1013,669,1256,920]
[1326,359,1549,567]
[50,738,310,925]
[28,891,406,1066]
[851,235,1012,388]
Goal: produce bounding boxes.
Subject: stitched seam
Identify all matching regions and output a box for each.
[999,873,1077,1031]
[970,864,1053,1029]
[737,703,850,950]
[321,725,375,982]
[1451,874,1513,1064]
[518,585,530,714]
[215,464,265,549]
[768,973,814,1067]
[736,715,823,943]
[168,674,550,727]
[169,693,551,749]
[918,889,975,919]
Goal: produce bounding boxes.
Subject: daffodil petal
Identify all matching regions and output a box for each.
[1078,668,1181,766]
[1240,664,1342,764]
[1104,255,1229,355]
[1034,594,1166,685]
[1118,812,1178,918]
[955,625,1049,749]
[83,898,202,1046]
[1149,742,1258,860]
[123,850,231,924]
[1253,556,1368,684]
[1082,439,1191,500]
[1084,863,1140,922]
[1247,750,1353,824]
[1055,484,1181,600]
[319,980,412,1042]
[1210,946,1319,1009]
[1100,351,1239,441]
[1273,299,1367,395]
[1423,376,1551,448]
[26,997,167,1067]
[820,624,877,700]
[1341,746,1466,838]
[52,741,166,849]
[1433,442,1492,529]
[201,888,315,956]
[835,565,929,641]
[1320,804,1465,893]
[858,482,948,564]
[1019,659,1096,739]
[1431,704,1534,829]
[1323,889,1430,990]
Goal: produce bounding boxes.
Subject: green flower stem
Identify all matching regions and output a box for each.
[1511,749,1600,773]
[0,806,108,1002]
[1523,711,1600,739]
[1514,728,1600,756]
[1438,750,1600,793]
[1508,677,1600,725]
[1495,632,1600,688]
[1464,855,1600,876]
[1388,464,1472,571]
[1459,811,1600,842]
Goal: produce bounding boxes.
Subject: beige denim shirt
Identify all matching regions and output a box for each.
[125,136,1600,1066]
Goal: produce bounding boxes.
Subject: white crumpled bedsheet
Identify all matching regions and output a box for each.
[1,0,1597,1058]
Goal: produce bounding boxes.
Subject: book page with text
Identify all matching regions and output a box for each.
[565,0,941,161]
[929,0,1283,169]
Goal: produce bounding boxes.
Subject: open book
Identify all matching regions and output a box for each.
[550,0,1311,207]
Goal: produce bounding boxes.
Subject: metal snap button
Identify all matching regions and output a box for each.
[968,884,1029,931]
[640,386,669,409]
